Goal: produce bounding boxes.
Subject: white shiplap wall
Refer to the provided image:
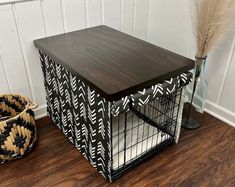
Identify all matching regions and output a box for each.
[0,0,234,127]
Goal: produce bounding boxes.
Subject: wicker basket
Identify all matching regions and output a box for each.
[0,94,37,163]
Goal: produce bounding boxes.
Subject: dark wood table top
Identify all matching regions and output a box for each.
[34,25,194,101]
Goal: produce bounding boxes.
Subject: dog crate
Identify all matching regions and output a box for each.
[34,26,194,182]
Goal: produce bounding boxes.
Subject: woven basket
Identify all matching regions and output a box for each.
[0,94,37,163]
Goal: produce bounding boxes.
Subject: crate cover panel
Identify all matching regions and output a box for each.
[39,51,192,182]
[111,72,192,116]
[40,51,112,180]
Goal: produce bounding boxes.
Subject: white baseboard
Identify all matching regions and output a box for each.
[205,100,235,128]
[34,104,47,120]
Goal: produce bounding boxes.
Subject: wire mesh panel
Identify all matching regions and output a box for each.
[111,88,182,177]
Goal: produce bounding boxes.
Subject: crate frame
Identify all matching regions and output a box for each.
[39,51,191,182]
[110,88,183,180]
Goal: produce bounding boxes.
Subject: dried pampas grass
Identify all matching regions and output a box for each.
[192,0,235,57]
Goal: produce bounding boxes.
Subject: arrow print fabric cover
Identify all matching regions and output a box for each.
[111,72,192,116]
[39,51,192,182]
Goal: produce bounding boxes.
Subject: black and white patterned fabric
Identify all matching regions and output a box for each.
[40,51,112,181]
[111,72,192,116]
[39,51,192,182]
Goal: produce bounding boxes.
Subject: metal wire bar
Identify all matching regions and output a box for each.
[111,88,182,177]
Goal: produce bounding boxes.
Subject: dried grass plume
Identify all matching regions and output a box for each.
[192,0,235,57]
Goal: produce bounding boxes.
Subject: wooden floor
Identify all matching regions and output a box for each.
[1,113,235,187]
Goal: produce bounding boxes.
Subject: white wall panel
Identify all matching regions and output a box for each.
[0,51,10,93]
[87,0,102,27]
[62,0,86,32]
[147,0,165,45]
[42,0,64,36]
[220,49,235,113]
[121,0,134,35]
[103,0,121,30]
[15,0,46,105]
[0,4,31,96]
[148,0,193,57]
[205,35,235,103]
[134,0,149,40]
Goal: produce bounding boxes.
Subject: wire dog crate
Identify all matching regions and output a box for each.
[111,89,182,178]
[38,51,191,182]
[34,25,194,182]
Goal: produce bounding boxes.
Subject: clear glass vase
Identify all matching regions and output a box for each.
[182,56,208,129]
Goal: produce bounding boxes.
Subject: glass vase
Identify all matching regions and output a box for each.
[182,56,208,129]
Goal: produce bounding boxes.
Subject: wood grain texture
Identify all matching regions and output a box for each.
[0,113,234,187]
[34,25,194,101]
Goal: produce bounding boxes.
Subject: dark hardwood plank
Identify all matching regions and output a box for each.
[34,25,194,101]
[1,113,234,187]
